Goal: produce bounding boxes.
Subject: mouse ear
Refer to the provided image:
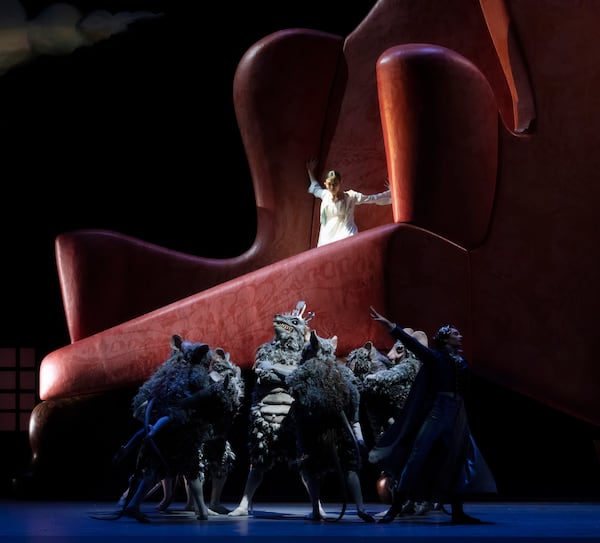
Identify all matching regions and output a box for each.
[170,334,184,351]
[309,329,319,348]
[189,343,210,364]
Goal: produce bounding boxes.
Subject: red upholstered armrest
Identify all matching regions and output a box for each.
[40,224,469,401]
[56,229,261,342]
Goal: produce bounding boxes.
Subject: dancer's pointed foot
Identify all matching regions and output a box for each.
[208,504,231,515]
[228,505,249,517]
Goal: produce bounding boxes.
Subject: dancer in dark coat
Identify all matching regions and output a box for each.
[368,307,497,524]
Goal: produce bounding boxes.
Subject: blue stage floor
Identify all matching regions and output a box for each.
[1,500,599,542]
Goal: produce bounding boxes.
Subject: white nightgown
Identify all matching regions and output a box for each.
[308,180,391,247]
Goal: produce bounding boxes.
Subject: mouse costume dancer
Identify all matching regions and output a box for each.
[287,330,375,522]
[111,336,244,522]
[229,301,318,517]
[346,333,425,446]
[149,347,245,514]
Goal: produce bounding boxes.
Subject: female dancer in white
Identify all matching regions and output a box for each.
[307,158,391,247]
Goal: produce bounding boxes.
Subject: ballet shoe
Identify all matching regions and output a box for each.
[208,504,231,515]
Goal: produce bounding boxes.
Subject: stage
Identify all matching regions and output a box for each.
[1,500,599,542]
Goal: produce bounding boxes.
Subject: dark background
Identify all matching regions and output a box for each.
[1,0,600,502]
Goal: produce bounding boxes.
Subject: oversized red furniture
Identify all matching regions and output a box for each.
[28,0,600,498]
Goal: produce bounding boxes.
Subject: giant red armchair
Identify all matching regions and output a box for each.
[28,0,600,499]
